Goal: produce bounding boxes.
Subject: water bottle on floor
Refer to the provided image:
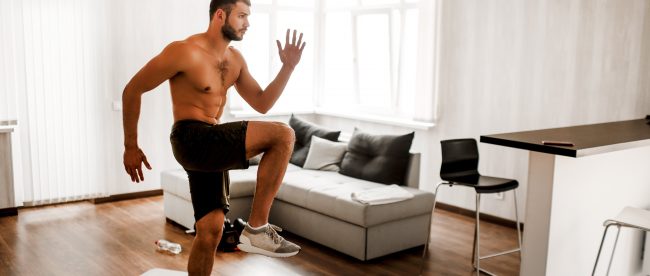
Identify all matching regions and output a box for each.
[155,239,182,255]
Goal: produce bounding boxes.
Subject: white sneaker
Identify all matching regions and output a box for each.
[237,223,301,257]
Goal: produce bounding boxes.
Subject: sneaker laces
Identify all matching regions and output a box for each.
[264,224,284,244]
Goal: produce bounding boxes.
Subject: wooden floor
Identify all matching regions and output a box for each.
[0,196,520,275]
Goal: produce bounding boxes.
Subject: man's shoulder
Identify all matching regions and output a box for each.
[155,40,205,69]
[227,46,244,58]
[160,33,203,55]
[226,46,246,64]
[164,39,202,56]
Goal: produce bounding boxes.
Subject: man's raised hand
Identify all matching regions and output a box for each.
[276,29,306,69]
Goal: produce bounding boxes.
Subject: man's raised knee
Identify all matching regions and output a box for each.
[274,122,295,147]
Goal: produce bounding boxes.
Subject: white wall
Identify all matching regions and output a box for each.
[315,0,650,222]
[8,0,647,208]
[106,0,210,195]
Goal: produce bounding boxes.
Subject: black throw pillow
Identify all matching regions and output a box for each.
[339,128,414,185]
[289,115,341,167]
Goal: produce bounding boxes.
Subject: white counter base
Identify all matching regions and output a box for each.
[522,146,650,275]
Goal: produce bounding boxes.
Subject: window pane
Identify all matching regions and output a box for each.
[326,0,358,9]
[278,0,315,8]
[398,9,418,118]
[230,12,270,112]
[273,11,314,111]
[240,13,270,85]
[360,0,400,6]
[356,13,391,109]
[322,12,354,108]
[391,9,400,93]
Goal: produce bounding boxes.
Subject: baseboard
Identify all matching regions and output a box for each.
[0,207,18,217]
[436,202,524,231]
[92,189,163,204]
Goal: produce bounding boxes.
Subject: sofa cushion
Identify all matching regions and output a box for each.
[276,169,434,227]
[161,165,303,201]
[289,115,341,167]
[303,136,348,171]
[339,128,414,185]
[161,169,193,200]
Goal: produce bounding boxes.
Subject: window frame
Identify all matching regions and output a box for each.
[317,1,419,118]
[228,1,317,114]
[230,0,434,128]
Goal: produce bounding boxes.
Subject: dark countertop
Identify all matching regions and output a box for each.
[480,119,650,157]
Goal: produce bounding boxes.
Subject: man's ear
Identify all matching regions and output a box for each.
[214,9,227,23]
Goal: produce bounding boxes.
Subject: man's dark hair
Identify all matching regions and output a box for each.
[209,0,251,21]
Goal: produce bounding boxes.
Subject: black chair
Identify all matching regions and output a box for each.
[423,138,522,276]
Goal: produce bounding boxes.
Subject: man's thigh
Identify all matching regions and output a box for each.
[188,170,230,223]
[245,121,294,159]
[171,120,248,171]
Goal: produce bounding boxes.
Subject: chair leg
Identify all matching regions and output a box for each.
[472,219,477,265]
[419,212,433,275]
[605,226,622,276]
[475,193,481,276]
[513,189,522,254]
[470,190,521,276]
[421,182,448,273]
[592,225,613,276]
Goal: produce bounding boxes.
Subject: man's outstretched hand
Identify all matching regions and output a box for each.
[276,29,306,69]
[123,147,152,183]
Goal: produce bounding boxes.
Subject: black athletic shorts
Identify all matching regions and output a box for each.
[169,120,249,223]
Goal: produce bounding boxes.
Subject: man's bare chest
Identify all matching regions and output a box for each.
[178,58,240,93]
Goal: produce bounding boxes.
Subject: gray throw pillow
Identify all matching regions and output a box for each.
[303,136,348,171]
[289,115,341,167]
[339,128,414,185]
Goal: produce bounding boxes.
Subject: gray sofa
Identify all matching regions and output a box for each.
[161,152,435,261]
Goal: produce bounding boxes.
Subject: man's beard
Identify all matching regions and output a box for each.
[222,19,243,41]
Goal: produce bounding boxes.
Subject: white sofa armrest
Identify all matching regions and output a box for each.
[405,152,420,189]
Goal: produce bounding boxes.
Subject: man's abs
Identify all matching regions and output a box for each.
[172,104,224,125]
[167,40,242,125]
[169,73,228,125]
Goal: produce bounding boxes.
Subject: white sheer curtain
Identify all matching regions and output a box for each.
[1,0,110,206]
[0,1,20,124]
[413,0,440,122]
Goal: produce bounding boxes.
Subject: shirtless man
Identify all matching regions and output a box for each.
[121,0,305,274]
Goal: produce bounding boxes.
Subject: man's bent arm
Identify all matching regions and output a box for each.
[122,42,188,148]
[122,42,189,183]
[122,87,144,149]
[234,62,295,114]
[234,29,306,114]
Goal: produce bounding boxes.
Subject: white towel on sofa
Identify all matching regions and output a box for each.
[351,184,414,205]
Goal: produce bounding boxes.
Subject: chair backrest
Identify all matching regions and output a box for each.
[440,138,479,180]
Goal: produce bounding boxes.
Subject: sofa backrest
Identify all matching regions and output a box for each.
[337,136,420,188]
[405,152,421,189]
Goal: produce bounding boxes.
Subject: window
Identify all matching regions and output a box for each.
[230,0,435,124]
[229,0,316,113]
